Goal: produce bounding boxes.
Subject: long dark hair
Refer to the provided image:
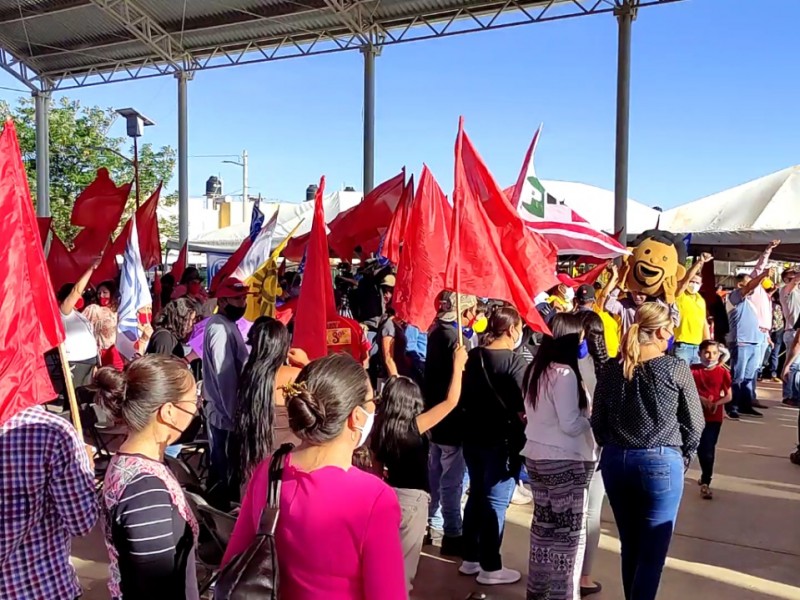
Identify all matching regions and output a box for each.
[578,310,609,367]
[371,376,424,463]
[524,313,588,411]
[482,305,522,346]
[235,317,290,482]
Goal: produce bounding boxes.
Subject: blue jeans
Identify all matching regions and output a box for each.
[673,342,700,365]
[730,342,759,413]
[763,331,784,378]
[427,443,466,536]
[697,422,722,486]
[461,444,516,572]
[601,446,684,600]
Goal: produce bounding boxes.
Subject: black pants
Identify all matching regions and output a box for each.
[698,422,722,485]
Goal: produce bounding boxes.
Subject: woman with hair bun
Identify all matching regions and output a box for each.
[223,353,406,600]
[95,354,201,600]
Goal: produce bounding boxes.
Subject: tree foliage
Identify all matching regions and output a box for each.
[0,97,176,245]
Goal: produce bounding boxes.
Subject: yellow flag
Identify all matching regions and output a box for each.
[244,221,302,321]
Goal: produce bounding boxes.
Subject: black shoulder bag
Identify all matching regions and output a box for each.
[213,443,293,600]
[477,349,526,469]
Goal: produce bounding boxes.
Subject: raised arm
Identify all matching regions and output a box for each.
[61,260,100,315]
[739,268,775,298]
[751,240,779,277]
[676,252,712,298]
[416,345,467,434]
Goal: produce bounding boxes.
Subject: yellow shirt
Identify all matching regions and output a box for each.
[594,305,621,358]
[675,292,707,345]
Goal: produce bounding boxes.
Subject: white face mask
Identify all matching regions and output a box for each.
[513,328,524,350]
[355,406,375,448]
[564,287,575,302]
[688,282,701,294]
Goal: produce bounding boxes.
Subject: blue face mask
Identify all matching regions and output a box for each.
[577,339,589,359]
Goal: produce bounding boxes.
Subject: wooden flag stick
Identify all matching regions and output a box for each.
[455,292,464,346]
[57,343,84,441]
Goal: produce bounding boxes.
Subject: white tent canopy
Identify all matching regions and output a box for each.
[541,180,660,236]
[175,190,362,254]
[661,165,800,261]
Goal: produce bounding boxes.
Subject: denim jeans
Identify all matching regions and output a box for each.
[461,444,516,572]
[763,330,784,378]
[673,342,700,365]
[784,330,800,399]
[600,446,685,600]
[427,443,466,536]
[730,342,759,413]
[697,422,722,486]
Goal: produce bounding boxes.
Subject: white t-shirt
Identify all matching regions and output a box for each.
[61,309,99,362]
[780,285,800,330]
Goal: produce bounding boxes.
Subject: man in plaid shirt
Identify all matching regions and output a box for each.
[0,405,98,599]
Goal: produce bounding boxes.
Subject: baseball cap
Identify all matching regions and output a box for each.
[215,277,254,299]
[437,291,478,322]
[381,274,396,288]
[576,284,595,304]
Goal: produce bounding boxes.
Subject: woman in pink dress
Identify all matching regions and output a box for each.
[222,354,406,600]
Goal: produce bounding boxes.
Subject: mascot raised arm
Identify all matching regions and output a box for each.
[618,229,687,304]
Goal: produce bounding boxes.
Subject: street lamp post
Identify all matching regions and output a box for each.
[115,108,155,208]
[222,150,249,221]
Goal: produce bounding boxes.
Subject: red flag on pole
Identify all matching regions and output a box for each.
[393,166,452,330]
[91,183,163,284]
[293,177,335,360]
[170,241,188,282]
[445,118,557,333]
[556,261,610,288]
[208,237,254,296]
[0,120,65,425]
[382,175,415,265]
[36,217,51,249]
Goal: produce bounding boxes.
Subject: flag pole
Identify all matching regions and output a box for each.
[455,292,463,346]
[454,117,464,347]
[57,343,84,440]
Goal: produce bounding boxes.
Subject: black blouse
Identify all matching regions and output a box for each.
[591,355,704,460]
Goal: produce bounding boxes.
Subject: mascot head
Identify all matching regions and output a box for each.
[620,230,687,304]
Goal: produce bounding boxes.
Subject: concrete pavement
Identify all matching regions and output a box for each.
[72,382,800,599]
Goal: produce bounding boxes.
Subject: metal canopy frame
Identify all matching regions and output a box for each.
[0,0,682,91]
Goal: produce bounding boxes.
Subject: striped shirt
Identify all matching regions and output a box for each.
[102,453,199,600]
[0,406,98,600]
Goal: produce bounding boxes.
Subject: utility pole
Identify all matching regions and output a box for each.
[242,149,249,221]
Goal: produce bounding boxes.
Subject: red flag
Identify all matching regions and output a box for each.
[394,166,452,330]
[71,168,132,229]
[208,237,254,296]
[556,261,609,288]
[36,217,51,248]
[293,177,335,360]
[285,171,406,261]
[170,241,188,282]
[0,120,65,425]
[445,118,557,333]
[46,231,84,291]
[383,176,415,265]
[91,183,163,284]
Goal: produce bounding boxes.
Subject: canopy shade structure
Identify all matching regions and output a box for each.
[542,179,660,237]
[0,0,683,91]
[662,166,800,261]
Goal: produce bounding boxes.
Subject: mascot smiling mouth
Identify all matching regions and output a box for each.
[634,262,665,287]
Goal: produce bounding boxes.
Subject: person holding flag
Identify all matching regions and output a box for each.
[0,120,99,600]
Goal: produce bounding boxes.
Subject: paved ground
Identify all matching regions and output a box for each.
[73,382,800,599]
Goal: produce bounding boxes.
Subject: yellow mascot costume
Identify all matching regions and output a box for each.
[618,230,687,304]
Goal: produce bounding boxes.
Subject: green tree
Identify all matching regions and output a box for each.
[0,97,176,246]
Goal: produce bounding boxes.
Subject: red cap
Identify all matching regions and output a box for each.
[214,277,253,299]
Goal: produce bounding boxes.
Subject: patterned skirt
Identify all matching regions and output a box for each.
[525,459,596,600]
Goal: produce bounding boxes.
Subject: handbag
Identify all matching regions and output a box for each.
[213,443,293,600]
[477,349,527,459]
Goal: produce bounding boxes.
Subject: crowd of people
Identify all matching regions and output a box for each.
[2,238,799,600]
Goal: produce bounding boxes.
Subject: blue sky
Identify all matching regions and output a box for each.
[0,0,796,209]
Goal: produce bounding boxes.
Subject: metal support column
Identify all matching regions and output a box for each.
[361,43,381,194]
[33,88,51,217]
[613,0,637,245]
[176,71,193,245]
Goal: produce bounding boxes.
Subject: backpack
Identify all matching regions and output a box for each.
[213,444,293,600]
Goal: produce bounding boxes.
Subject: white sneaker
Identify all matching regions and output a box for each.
[458,561,481,576]
[511,482,532,505]
[477,567,521,586]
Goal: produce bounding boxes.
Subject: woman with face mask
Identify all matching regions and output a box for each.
[591,303,704,600]
[222,354,406,600]
[458,305,528,586]
[95,355,201,600]
[83,279,124,369]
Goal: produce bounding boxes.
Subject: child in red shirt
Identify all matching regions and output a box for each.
[691,340,732,499]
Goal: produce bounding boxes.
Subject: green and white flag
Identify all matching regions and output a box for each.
[511,123,546,220]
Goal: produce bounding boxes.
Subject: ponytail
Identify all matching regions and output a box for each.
[622,323,642,380]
